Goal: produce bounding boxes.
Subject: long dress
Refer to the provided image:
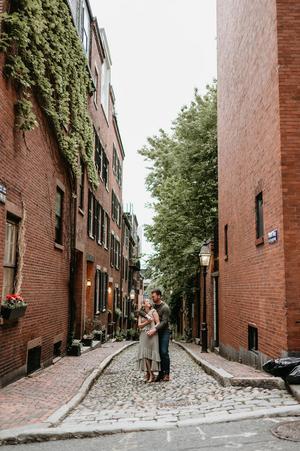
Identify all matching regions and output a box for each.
[137,308,161,372]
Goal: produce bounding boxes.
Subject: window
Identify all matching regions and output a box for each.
[55,188,64,244]
[255,192,264,241]
[224,224,228,260]
[94,269,101,314]
[2,217,18,298]
[114,239,120,270]
[101,58,110,118]
[125,259,128,281]
[113,146,122,186]
[87,190,94,238]
[81,0,90,58]
[114,287,120,309]
[94,132,103,179]
[110,233,115,267]
[95,270,108,314]
[96,203,102,245]
[102,154,109,189]
[111,191,121,227]
[93,66,99,106]
[248,325,258,352]
[93,199,100,243]
[69,1,90,61]
[79,159,85,210]
[125,226,129,249]
[103,213,109,248]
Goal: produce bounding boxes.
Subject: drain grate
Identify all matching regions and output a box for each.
[272,420,300,442]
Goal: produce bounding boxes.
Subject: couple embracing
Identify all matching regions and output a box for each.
[137,289,170,383]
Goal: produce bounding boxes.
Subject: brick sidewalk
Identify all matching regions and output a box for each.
[0,341,131,431]
[177,342,277,379]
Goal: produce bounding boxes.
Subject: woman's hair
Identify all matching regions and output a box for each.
[142,298,153,306]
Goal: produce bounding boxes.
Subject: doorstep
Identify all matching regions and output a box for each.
[175,341,285,390]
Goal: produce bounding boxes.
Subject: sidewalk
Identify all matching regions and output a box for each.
[175,341,285,389]
[0,341,133,431]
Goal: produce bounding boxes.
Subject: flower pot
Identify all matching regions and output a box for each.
[1,305,27,321]
[67,343,82,356]
[93,332,102,341]
[81,337,93,347]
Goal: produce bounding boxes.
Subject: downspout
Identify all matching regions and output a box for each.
[67,172,77,350]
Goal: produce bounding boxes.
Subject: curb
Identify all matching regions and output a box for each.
[289,385,300,403]
[1,404,300,445]
[47,341,137,426]
[174,341,285,390]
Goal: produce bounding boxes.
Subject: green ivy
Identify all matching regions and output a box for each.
[0,0,98,187]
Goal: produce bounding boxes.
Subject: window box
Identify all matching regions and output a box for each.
[1,304,27,321]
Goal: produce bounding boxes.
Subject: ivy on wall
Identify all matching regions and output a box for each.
[0,0,98,187]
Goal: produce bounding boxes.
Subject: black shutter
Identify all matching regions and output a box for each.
[88,191,92,236]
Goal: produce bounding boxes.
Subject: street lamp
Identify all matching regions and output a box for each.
[130,289,135,301]
[199,243,211,353]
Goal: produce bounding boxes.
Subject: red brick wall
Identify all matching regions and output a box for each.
[0,67,71,385]
[277,1,300,352]
[217,0,288,363]
[74,24,124,335]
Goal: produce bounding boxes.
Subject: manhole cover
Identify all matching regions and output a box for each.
[272,420,300,442]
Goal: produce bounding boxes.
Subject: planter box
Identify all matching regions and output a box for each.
[81,337,93,347]
[67,343,81,356]
[93,332,102,341]
[1,305,27,321]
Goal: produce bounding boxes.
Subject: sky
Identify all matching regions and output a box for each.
[89,0,217,262]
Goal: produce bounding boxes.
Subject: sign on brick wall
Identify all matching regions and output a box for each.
[0,184,6,204]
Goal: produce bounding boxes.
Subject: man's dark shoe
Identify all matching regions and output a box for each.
[155,374,164,382]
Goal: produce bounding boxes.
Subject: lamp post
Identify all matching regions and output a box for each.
[199,243,211,353]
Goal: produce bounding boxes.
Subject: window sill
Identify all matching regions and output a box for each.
[255,237,264,246]
[54,242,64,251]
[79,208,85,216]
[89,235,95,240]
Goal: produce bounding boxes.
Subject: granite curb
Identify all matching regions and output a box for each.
[1,405,300,445]
[47,341,137,426]
[174,341,285,389]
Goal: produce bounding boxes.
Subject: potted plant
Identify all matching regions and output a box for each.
[81,334,94,347]
[93,329,102,341]
[1,294,27,321]
[67,339,82,356]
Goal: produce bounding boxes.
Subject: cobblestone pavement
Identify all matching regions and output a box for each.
[63,344,298,427]
[0,341,129,431]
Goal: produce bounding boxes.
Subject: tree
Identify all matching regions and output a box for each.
[139,83,217,295]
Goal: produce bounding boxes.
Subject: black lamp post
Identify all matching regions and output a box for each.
[199,243,211,353]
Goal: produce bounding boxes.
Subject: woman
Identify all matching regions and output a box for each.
[137,299,161,382]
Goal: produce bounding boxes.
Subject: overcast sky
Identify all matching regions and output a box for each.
[90,0,217,261]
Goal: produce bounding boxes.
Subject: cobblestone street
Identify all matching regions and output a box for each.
[63,343,298,428]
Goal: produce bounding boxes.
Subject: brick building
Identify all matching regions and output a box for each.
[0,0,142,386]
[0,54,72,386]
[217,0,300,367]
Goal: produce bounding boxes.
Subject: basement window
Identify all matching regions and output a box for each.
[27,346,41,375]
[248,325,258,352]
[53,341,62,358]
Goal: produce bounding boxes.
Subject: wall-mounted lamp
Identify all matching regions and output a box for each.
[86,279,92,287]
[108,286,112,294]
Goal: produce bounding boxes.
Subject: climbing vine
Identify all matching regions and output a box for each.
[0,0,98,187]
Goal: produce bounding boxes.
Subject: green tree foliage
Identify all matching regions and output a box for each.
[139,83,217,294]
[0,0,98,187]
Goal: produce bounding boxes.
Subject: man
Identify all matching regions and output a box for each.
[147,289,170,382]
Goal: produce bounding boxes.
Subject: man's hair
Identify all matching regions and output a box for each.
[151,289,162,297]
